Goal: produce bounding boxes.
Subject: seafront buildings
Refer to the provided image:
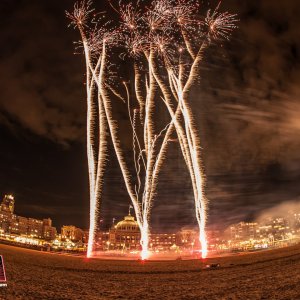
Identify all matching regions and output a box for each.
[0,195,57,241]
[107,213,178,251]
[0,194,299,253]
[223,215,300,251]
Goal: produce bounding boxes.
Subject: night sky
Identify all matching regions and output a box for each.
[1,0,300,232]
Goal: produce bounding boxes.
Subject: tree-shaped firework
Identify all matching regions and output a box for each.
[67,0,237,259]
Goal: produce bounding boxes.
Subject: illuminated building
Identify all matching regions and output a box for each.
[61,225,84,242]
[18,216,29,235]
[176,228,199,249]
[42,218,57,240]
[256,225,273,239]
[230,222,258,241]
[0,195,57,240]
[94,231,109,250]
[108,214,202,251]
[27,218,43,238]
[206,230,222,249]
[0,195,14,214]
[0,195,15,233]
[109,213,141,250]
[150,233,177,250]
[9,216,20,234]
[272,218,289,240]
[0,211,13,233]
[257,217,290,241]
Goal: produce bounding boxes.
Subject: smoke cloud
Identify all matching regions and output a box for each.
[255,199,300,224]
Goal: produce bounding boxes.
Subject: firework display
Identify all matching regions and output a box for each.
[67,0,237,259]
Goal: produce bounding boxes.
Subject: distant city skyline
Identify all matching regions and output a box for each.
[1,194,300,238]
[1,192,299,256]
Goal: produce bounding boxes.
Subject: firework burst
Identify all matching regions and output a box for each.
[68,0,237,259]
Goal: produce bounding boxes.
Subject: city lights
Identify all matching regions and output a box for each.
[1,195,299,257]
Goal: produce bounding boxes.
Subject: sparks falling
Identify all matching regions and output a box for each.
[67,0,237,260]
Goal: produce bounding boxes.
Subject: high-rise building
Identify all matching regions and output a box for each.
[0,195,14,214]
[43,218,57,240]
[27,218,43,238]
[230,222,258,241]
[0,195,57,240]
[0,195,15,233]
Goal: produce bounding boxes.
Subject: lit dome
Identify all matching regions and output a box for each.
[114,215,139,232]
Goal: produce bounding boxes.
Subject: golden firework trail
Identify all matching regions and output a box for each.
[67,0,109,258]
[67,0,237,259]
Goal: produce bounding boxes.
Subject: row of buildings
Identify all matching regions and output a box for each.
[0,195,57,240]
[0,195,204,251]
[96,213,179,251]
[1,194,300,252]
[0,195,198,251]
[86,211,300,252]
[227,214,300,242]
[57,214,198,252]
[217,213,300,251]
[0,195,90,244]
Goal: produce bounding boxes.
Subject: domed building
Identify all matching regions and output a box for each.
[109,212,141,250]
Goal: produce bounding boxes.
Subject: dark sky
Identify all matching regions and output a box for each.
[0,0,300,232]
